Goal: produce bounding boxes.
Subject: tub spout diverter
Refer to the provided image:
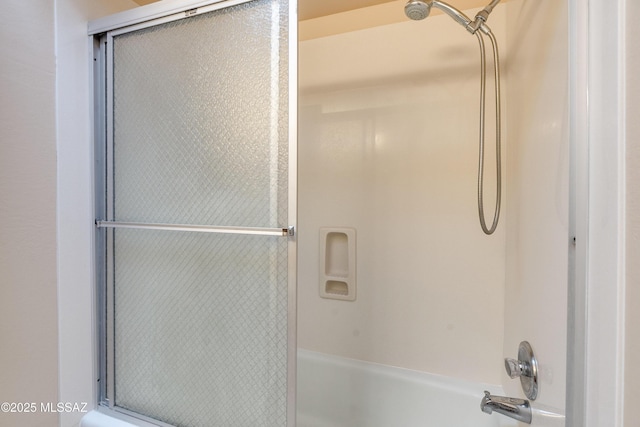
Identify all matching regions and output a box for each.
[480,391,532,424]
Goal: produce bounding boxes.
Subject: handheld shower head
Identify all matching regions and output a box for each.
[404,0,432,21]
[404,0,473,30]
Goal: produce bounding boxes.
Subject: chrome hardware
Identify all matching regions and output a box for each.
[96,220,292,237]
[471,0,500,28]
[505,357,529,378]
[481,391,532,424]
[504,341,538,400]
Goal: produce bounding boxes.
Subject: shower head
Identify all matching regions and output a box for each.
[404,0,474,31]
[404,0,432,21]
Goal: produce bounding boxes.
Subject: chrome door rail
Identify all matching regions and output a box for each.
[96,220,294,237]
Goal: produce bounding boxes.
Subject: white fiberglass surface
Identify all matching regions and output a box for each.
[297,350,515,427]
[297,7,506,384]
[297,2,569,425]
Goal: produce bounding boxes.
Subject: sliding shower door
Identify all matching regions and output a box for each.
[91,1,296,425]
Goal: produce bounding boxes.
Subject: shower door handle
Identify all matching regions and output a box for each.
[96,220,294,237]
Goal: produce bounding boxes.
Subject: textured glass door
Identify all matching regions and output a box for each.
[92,1,296,425]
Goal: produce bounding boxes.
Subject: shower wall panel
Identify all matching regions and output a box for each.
[504,0,569,417]
[298,6,508,385]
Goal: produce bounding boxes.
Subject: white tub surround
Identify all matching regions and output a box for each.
[297,349,516,427]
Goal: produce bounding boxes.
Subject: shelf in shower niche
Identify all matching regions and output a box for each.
[325,279,349,296]
[319,227,356,301]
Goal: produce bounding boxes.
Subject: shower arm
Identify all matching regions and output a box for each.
[469,0,501,33]
[430,0,501,34]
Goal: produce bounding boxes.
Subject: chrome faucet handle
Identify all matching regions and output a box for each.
[504,341,538,400]
[504,357,528,378]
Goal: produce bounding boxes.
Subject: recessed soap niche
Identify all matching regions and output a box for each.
[319,227,356,301]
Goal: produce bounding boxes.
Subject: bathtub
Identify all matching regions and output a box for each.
[83,350,516,427]
[297,349,517,427]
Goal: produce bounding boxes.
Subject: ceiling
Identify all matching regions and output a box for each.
[131,0,492,21]
[297,0,396,20]
[131,0,398,20]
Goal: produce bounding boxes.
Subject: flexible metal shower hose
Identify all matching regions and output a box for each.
[475,28,502,235]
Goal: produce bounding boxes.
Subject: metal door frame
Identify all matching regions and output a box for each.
[89,1,298,425]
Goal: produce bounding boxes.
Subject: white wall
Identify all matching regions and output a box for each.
[624,0,640,423]
[503,0,568,419]
[0,1,59,426]
[298,7,507,385]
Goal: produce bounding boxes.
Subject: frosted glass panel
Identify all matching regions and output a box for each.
[112,0,288,227]
[114,229,288,426]
[106,0,291,425]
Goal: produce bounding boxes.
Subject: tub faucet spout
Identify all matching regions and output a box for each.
[480,391,532,424]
